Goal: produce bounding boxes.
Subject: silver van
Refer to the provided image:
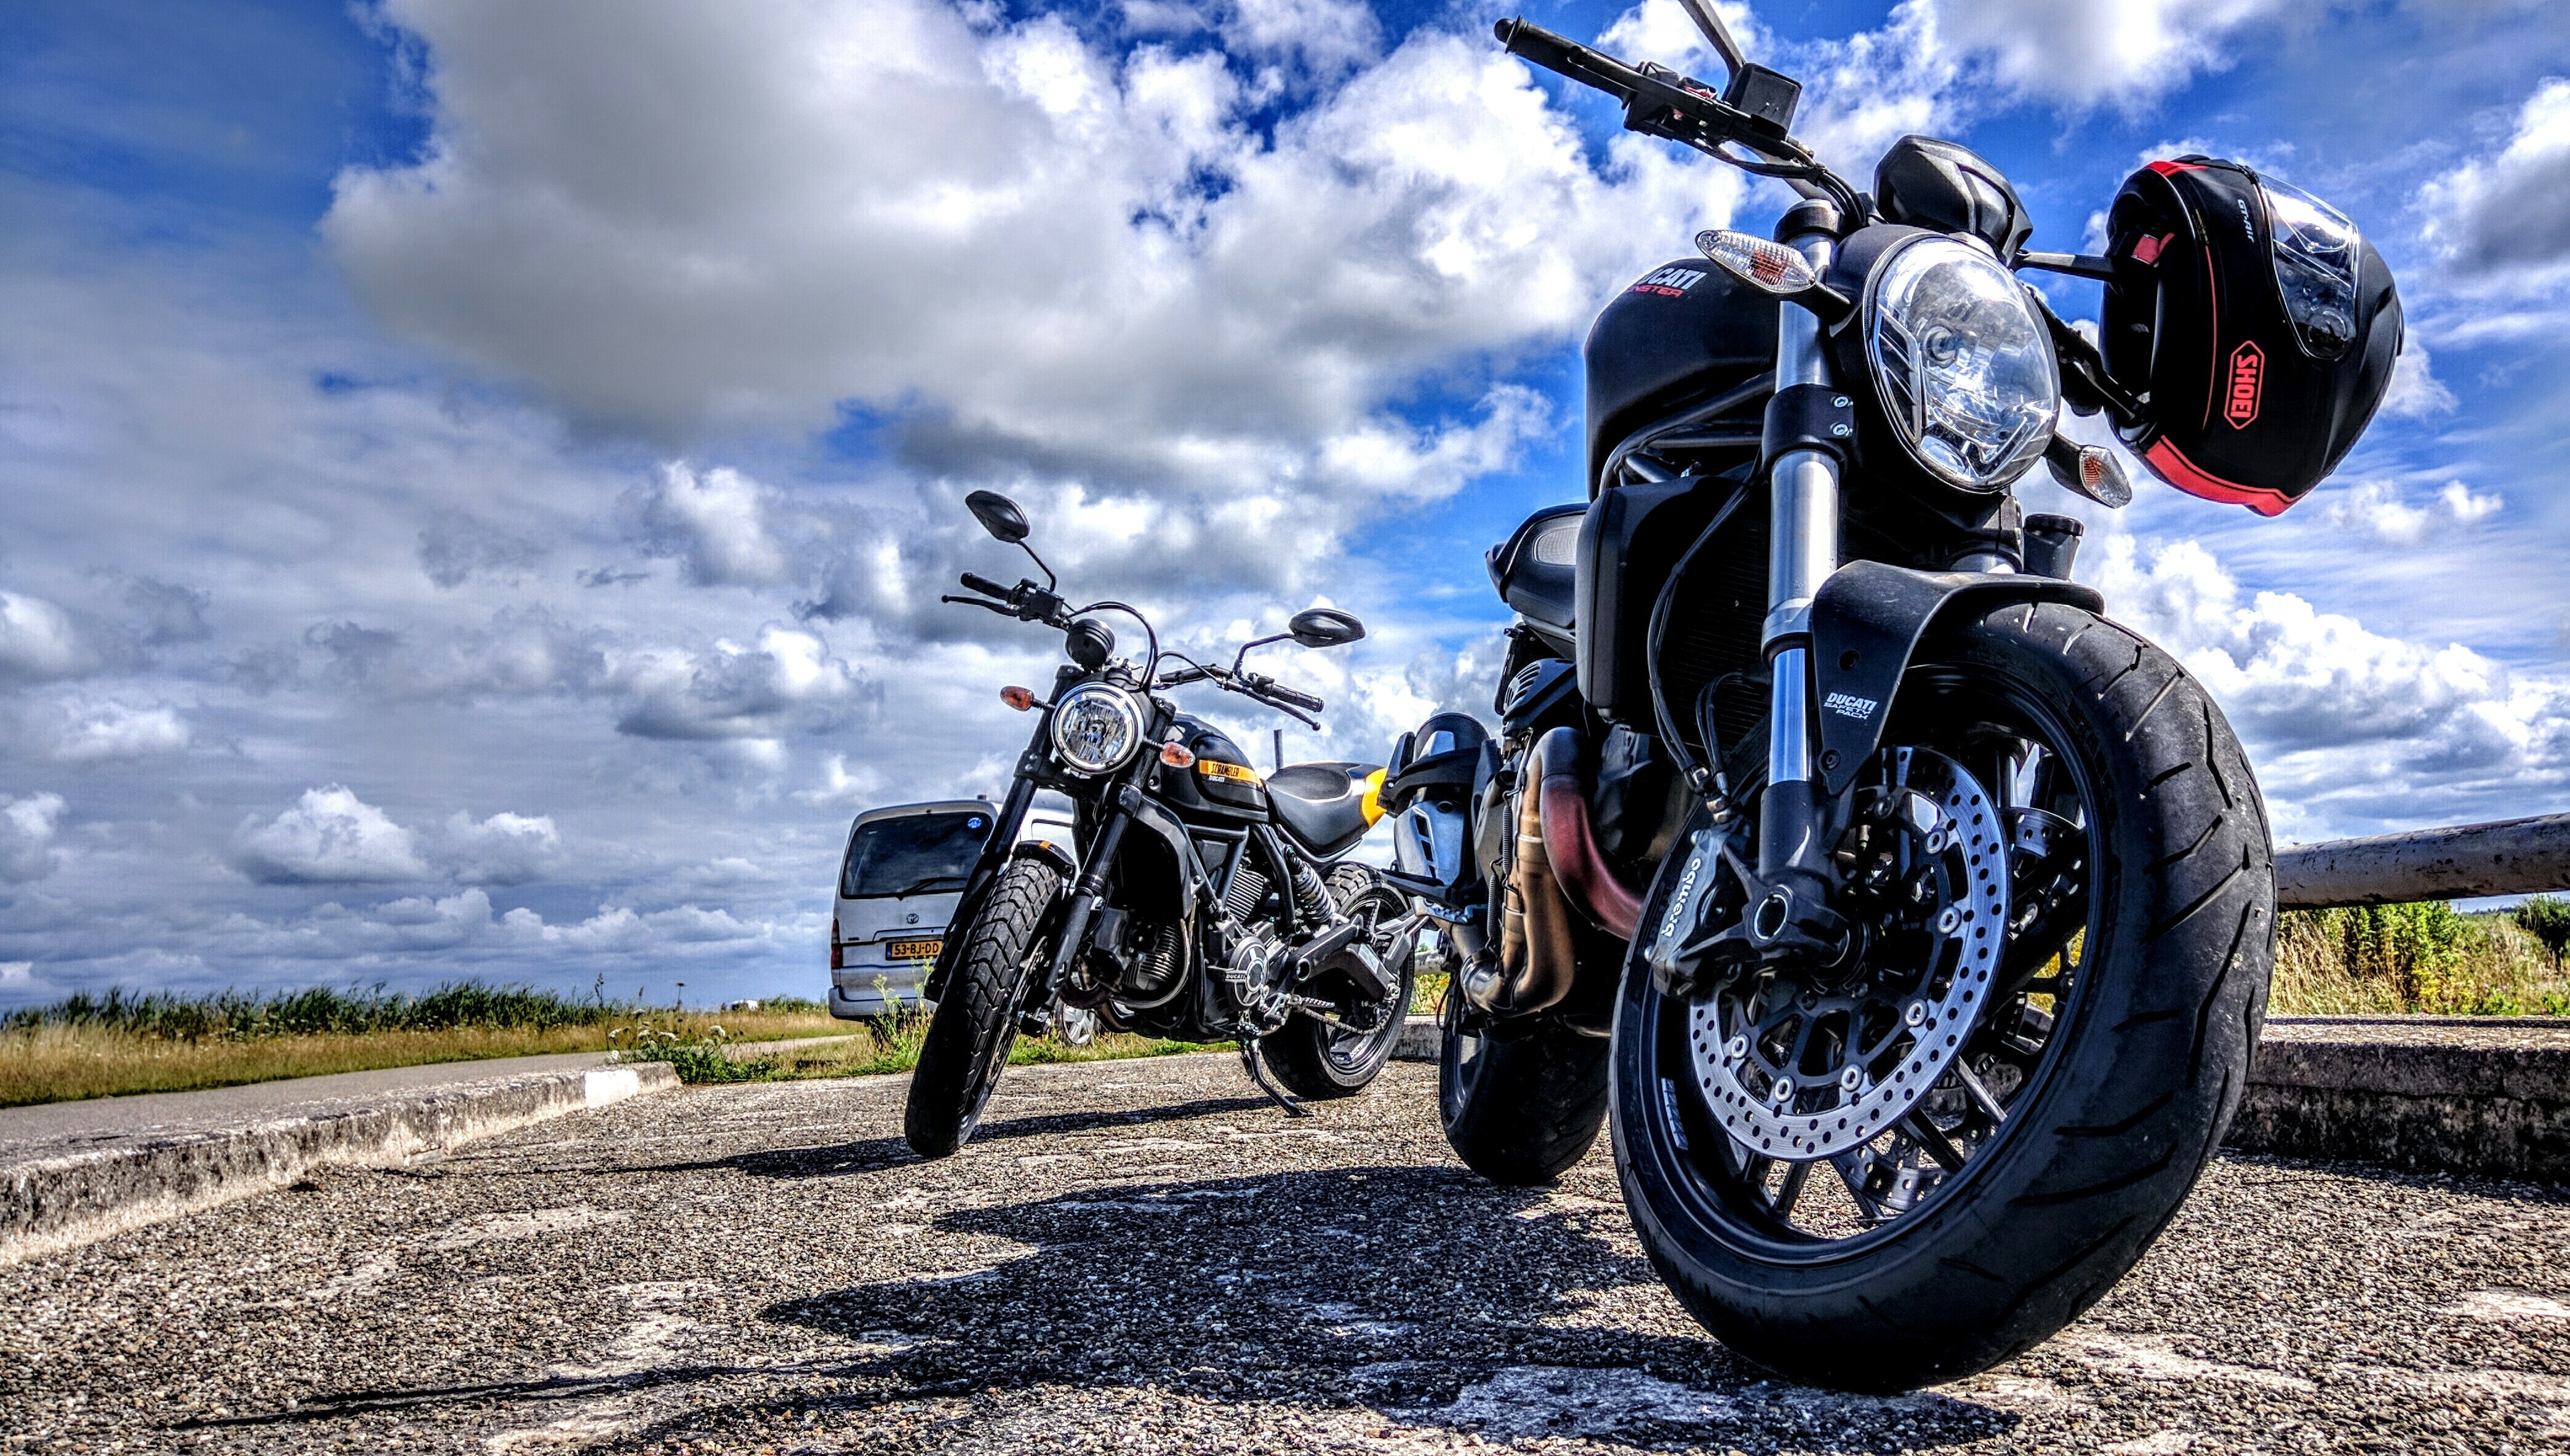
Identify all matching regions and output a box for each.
[828,799,1075,1018]
[829,800,995,1018]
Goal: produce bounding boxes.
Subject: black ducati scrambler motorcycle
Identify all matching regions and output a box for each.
[903,490,1419,1158]
[1379,2,2400,1391]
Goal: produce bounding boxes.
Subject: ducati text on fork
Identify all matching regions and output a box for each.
[1377,1,2397,1392]
[902,490,1420,1158]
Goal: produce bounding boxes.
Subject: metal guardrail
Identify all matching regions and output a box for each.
[2275,811,2570,909]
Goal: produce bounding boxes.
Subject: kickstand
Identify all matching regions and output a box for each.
[1239,1037,1313,1118]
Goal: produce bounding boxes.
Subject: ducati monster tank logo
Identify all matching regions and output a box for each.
[1823,692,1879,721]
[1632,265,1708,298]
[2225,342,2264,428]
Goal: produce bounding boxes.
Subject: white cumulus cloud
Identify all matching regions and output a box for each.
[0,591,105,684]
[2422,77,2570,281]
[19,698,191,763]
[231,786,433,885]
[632,462,794,588]
[433,810,567,886]
[2319,479,2504,546]
[2094,535,2570,837]
[0,793,68,883]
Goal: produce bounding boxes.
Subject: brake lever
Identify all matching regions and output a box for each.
[939,594,1014,615]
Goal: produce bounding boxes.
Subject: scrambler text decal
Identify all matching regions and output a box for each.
[1823,692,1879,721]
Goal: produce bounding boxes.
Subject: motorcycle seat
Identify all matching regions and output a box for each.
[1265,761,1383,860]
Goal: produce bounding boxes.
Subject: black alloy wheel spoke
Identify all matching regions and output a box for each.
[1828,1150,1889,1224]
[1900,1112,1969,1173]
[1770,1159,1811,1218]
[1952,1058,2011,1124]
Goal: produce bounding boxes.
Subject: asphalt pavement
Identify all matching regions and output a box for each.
[2,1052,2565,1454]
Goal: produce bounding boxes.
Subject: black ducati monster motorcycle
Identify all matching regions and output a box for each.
[903,490,1420,1158]
[1378,2,2401,1391]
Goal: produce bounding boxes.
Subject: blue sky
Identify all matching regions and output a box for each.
[1,0,2565,1008]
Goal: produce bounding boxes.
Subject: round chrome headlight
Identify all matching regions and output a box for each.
[1049,682,1144,776]
[1864,235,2059,491]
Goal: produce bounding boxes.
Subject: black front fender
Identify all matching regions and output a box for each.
[1808,561,2104,796]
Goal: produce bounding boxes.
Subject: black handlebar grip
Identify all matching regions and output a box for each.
[959,571,1010,598]
[1269,684,1325,713]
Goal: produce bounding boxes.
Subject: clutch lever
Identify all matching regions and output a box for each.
[939,594,1014,615]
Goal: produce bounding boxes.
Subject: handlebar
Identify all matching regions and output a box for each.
[950,572,1072,628]
[1153,662,1324,715]
[1498,18,1763,151]
[1494,18,1859,216]
[1261,681,1326,713]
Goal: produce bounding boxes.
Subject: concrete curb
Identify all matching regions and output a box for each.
[0,1062,679,1267]
[2232,1017,2570,1182]
[1392,1013,1440,1064]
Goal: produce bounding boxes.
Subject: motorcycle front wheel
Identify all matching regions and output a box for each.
[903,856,1060,1159]
[1612,602,2273,1391]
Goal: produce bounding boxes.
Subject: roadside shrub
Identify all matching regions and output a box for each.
[2274,902,2569,1015]
[0,982,621,1041]
[2515,895,2570,973]
[611,1022,780,1082]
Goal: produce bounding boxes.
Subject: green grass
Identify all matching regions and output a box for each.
[0,982,854,1106]
[2272,901,2570,1016]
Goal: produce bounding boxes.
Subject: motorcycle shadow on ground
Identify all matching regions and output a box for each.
[598,1095,1281,1181]
[695,1164,2019,1452]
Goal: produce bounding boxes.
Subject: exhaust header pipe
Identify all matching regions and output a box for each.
[1535,727,1642,941]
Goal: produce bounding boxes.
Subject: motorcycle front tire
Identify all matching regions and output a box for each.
[902,857,1060,1159]
[1611,602,2273,1391]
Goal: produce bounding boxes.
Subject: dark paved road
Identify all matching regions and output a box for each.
[3,1054,2564,1454]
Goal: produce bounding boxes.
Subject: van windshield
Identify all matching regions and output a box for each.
[839,811,993,900]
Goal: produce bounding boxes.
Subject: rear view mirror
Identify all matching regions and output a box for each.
[1289,608,1366,649]
[965,490,1029,544]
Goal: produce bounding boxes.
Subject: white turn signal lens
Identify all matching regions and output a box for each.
[1695,229,1819,295]
[2051,443,2133,508]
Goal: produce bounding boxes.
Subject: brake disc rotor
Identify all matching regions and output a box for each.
[1686,745,2008,1161]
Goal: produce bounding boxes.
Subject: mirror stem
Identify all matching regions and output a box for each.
[1230,632,1291,676]
[1018,542,1057,591]
[1675,0,1747,78]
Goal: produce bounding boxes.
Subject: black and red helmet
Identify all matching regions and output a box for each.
[2100,157,2402,516]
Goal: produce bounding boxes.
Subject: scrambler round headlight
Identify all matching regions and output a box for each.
[1865,235,2059,491]
[1049,682,1145,776]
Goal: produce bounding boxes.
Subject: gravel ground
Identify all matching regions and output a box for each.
[2,1054,2566,1455]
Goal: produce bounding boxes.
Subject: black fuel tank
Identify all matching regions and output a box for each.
[1157,716,1267,823]
[1585,258,1779,493]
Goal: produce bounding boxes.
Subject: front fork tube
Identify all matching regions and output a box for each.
[1041,765,1153,996]
[1756,219,1844,924]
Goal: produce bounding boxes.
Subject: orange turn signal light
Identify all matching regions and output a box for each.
[1001,686,1036,711]
[1160,742,1197,768]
